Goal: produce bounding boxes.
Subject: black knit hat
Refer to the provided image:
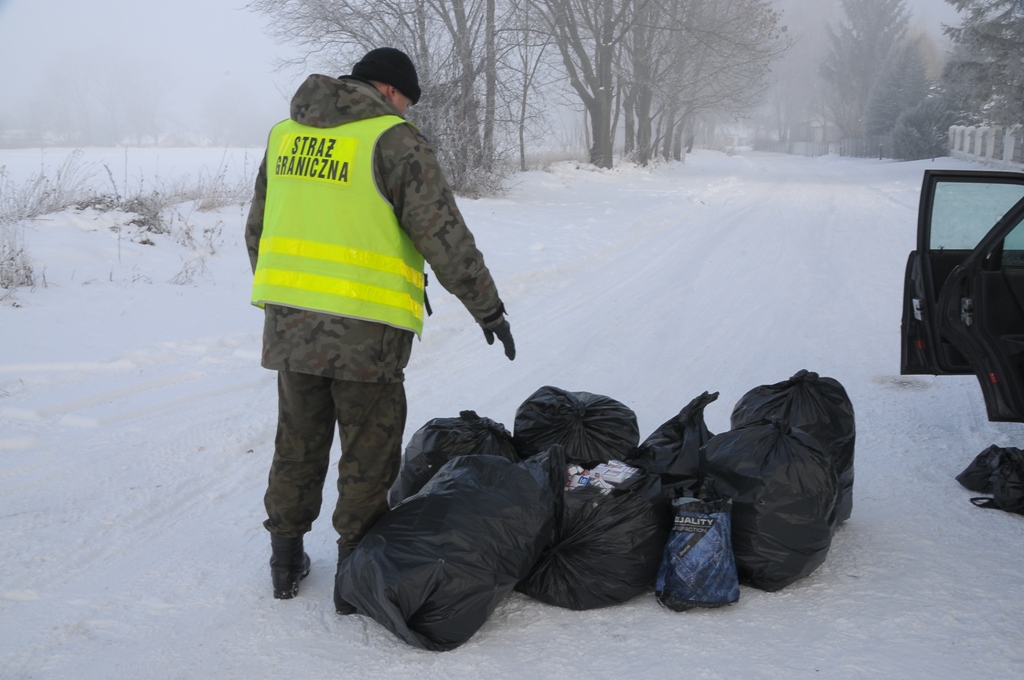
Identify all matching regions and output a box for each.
[352,47,421,105]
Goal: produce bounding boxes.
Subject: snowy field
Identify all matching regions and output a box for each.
[2,147,1023,678]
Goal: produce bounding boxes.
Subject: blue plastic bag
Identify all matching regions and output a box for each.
[655,496,739,611]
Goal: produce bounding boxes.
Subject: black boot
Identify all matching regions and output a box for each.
[333,544,356,615]
[269,534,311,600]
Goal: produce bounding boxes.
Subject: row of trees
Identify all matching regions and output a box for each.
[8,2,1018,187]
[811,0,1023,160]
[249,0,788,191]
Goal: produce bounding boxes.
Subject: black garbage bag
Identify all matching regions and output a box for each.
[388,410,518,508]
[730,370,855,525]
[956,444,1004,493]
[957,445,1024,515]
[628,391,719,496]
[513,386,640,462]
[701,417,837,592]
[516,461,672,610]
[335,446,565,651]
[655,494,740,612]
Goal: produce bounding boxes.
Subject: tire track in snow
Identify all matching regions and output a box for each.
[39,371,207,419]
[443,156,928,429]
[56,375,268,427]
[0,353,275,656]
[0,334,264,427]
[0,331,273,522]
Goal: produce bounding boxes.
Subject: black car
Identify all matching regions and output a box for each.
[902,169,1024,421]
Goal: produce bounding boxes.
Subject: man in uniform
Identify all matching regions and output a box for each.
[245,47,515,610]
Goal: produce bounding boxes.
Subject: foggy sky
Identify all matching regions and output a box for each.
[0,0,303,140]
[0,0,964,144]
[903,0,962,30]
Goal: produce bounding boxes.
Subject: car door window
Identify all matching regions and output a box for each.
[930,182,1024,250]
[1004,220,1024,266]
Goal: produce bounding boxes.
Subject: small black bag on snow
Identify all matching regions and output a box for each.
[388,410,518,508]
[628,391,718,497]
[956,445,1003,492]
[957,445,1024,515]
[515,461,672,610]
[655,495,739,611]
[513,386,640,462]
[702,417,837,592]
[336,447,564,652]
[730,370,855,525]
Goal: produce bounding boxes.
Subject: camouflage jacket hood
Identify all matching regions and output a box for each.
[289,74,403,128]
[244,74,506,383]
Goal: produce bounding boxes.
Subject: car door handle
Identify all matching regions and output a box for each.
[961,297,974,327]
[912,298,923,321]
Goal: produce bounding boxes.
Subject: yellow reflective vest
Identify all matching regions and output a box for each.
[251,115,426,336]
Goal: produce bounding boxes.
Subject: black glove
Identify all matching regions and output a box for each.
[482,319,516,361]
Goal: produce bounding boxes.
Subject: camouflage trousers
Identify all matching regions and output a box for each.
[263,370,406,549]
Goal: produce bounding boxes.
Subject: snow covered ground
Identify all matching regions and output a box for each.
[2,148,1022,679]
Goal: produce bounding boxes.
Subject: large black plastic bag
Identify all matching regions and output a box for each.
[655,495,739,611]
[388,410,518,508]
[513,386,640,462]
[515,462,672,610]
[956,445,1004,493]
[701,418,837,592]
[628,391,718,496]
[730,370,855,524]
[336,447,564,651]
[957,445,1024,515]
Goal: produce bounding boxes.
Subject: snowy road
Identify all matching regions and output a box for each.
[1,150,1022,678]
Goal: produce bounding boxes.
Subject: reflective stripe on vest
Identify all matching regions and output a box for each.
[251,115,426,335]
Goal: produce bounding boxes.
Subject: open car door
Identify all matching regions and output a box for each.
[901,169,1024,421]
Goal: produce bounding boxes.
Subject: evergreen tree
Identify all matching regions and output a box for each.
[891,95,957,160]
[942,0,1024,125]
[819,0,910,138]
[864,37,929,137]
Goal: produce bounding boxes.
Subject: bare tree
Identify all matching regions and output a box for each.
[250,0,521,193]
[250,0,786,176]
[249,0,430,72]
[530,0,649,168]
[620,0,786,164]
[500,0,557,170]
[620,0,659,164]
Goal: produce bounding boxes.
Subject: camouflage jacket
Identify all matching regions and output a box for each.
[245,74,505,383]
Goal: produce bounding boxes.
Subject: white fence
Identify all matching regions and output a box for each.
[949,124,1023,168]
